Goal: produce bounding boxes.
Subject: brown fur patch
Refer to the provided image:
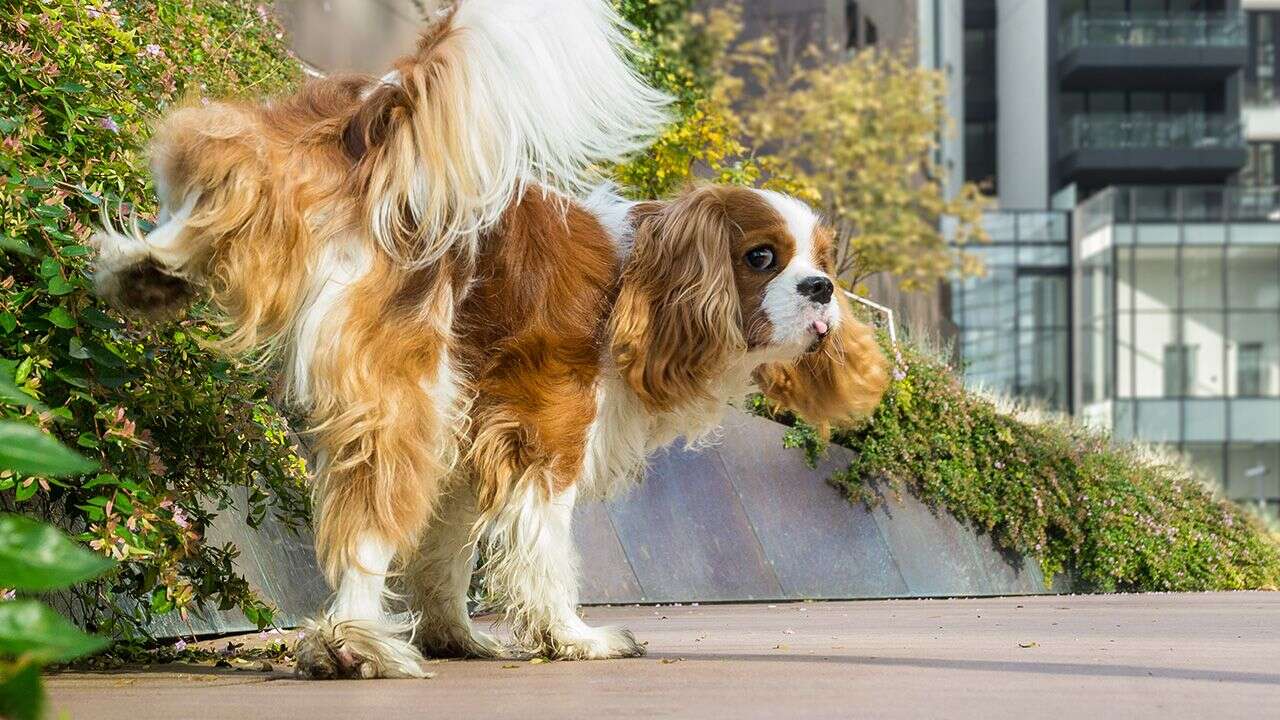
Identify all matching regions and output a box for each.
[458,193,619,512]
[755,291,890,429]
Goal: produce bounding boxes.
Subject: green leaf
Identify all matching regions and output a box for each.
[0,659,44,720]
[0,374,44,412]
[0,312,15,334]
[45,276,75,296]
[0,600,108,663]
[0,236,34,257]
[0,514,113,591]
[0,422,98,477]
[67,337,90,360]
[43,307,76,329]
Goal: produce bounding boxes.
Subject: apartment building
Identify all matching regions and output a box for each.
[947,0,1280,513]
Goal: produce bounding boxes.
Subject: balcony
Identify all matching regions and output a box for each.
[1059,114,1247,189]
[1058,12,1246,89]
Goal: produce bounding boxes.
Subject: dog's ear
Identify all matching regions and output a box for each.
[610,187,745,412]
[755,292,890,430]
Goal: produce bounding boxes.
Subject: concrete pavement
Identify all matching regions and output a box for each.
[48,592,1280,719]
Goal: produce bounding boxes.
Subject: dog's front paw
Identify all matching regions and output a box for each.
[548,625,646,660]
[294,617,429,679]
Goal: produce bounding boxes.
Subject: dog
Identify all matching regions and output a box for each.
[93,0,889,678]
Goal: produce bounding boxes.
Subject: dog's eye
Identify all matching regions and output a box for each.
[745,246,776,272]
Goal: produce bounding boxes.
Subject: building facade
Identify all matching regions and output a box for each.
[947,0,1280,514]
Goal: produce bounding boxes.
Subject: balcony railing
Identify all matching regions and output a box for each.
[1079,186,1280,233]
[1059,11,1245,55]
[1059,113,1243,155]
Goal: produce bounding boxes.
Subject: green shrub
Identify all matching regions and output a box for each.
[0,0,307,638]
[755,342,1280,592]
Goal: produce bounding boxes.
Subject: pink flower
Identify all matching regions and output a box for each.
[173,638,188,652]
[99,117,119,133]
[172,506,190,529]
[141,44,164,58]
[1,589,15,601]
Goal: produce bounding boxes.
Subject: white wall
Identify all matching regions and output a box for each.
[1244,106,1280,142]
[996,0,1050,210]
[919,0,966,199]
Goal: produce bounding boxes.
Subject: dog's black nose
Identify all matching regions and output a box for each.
[797,276,833,304]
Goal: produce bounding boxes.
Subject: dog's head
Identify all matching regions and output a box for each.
[610,185,889,418]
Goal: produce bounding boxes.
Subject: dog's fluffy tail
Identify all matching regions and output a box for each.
[349,0,671,268]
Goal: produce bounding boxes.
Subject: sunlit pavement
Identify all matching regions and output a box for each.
[48,592,1280,719]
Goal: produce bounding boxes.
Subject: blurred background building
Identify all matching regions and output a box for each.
[275,0,1278,513]
[944,0,1280,515]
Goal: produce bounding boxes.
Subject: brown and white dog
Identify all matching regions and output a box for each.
[93,0,889,678]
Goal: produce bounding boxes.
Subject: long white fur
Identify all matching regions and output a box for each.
[479,484,641,659]
[372,0,670,268]
[286,243,371,405]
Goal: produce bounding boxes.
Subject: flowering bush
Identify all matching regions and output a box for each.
[756,344,1280,592]
[0,0,307,638]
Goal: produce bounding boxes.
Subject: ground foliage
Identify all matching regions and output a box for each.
[0,0,308,639]
[752,343,1280,592]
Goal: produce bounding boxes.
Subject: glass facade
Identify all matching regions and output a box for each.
[951,211,1072,411]
[1075,186,1280,512]
[1059,8,1244,55]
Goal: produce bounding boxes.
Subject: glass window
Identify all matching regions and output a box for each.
[1018,274,1069,330]
[1132,247,1178,312]
[1163,343,1197,397]
[1136,399,1182,443]
[1169,93,1206,115]
[1183,443,1226,488]
[1226,247,1280,309]
[1225,443,1280,502]
[1228,312,1280,397]
[1239,342,1264,398]
[1018,329,1069,410]
[1184,399,1227,441]
[1182,313,1225,396]
[961,329,1016,395]
[1231,399,1280,441]
[1131,312,1178,397]
[845,1,859,50]
[1182,246,1223,311]
[959,266,1016,328]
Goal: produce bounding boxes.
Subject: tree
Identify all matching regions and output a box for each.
[682,4,990,291]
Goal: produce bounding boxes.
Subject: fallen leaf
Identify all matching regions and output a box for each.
[1019,641,1039,649]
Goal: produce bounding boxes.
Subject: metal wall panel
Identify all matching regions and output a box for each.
[162,410,1056,636]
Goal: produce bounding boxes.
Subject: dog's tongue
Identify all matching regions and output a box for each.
[813,320,829,336]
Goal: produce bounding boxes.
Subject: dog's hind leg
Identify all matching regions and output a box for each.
[294,533,428,679]
[478,481,645,660]
[294,324,463,679]
[399,481,505,659]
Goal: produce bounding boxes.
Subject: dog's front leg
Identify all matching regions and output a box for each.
[481,484,645,660]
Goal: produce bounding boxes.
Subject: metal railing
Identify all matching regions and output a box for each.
[1059,11,1246,54]
[1059,113,1243,155]
[1080,186,1280,228]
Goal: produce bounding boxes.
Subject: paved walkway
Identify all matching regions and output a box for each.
[48,592,1280,719]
